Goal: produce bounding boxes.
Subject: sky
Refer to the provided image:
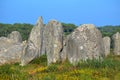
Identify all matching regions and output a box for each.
[0,0,120,26]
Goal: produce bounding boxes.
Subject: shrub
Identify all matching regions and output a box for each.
[0,64,28,80]
[30,54,47,66]
[45,64,58,72]
[76,55,120,70]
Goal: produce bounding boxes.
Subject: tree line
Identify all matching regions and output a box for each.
[98,25,120,37]
[0,23,33,40]
[0,23,120,41]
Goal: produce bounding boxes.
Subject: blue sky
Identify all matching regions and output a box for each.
[0,0,120,26]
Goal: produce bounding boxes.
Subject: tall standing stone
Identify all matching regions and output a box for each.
[8,31,22,43]
[66,24,104,65]
[45,20,63,65]
[112,32,120,55]
[20,16,44,66]
[103,37,111,56]
[29,16,44,56]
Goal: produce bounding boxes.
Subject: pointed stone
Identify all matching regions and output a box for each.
[29,16,44,56]
[20,16,44,66]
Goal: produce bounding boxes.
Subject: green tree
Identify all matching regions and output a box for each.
[62,23,77,35]
[0,23,33,40]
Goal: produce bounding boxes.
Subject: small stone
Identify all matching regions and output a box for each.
[8,31,22,43]
[103,37,111,56]
[112,32,120,55]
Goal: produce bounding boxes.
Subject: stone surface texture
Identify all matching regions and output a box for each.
[112,32,120,55]
[0,37,24,65]
[103,37,111,56]
[66,24,104,65]
[45,20,63,65]
[8,31,22,43]
[20,16,44,66]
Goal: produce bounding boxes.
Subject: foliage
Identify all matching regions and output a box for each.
[0,54,120,80]
[98,25,120,48]
[77,55,120,69]
[0,63,28,80]
[0,22,120,41]
[0,23,33,40]
[30,54,47,66]
[62,23,77,35]
[98,25,120,37]
[0,22,78,40]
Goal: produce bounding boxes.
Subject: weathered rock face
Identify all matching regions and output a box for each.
[20,16,44,66]
[45,20,63,65]
[41,26,46,55]
[20,40,38,66]
[20,17,64,66]
[8,31,22,43]
[103,37,111,56]
[112,32,120,55]
[60,37,67,62]
[0,37,24,65]
[66,24,104,65]
[29,16,44,56]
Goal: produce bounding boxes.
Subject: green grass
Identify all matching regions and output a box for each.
[0,54,120,80]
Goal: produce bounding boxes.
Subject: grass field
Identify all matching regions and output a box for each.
[0,54,120,80]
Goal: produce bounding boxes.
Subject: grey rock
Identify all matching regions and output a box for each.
[103,37,111,56]
[20,40,38,66]
[45,20,63,65]
[112,32,120,55]
[20,16,44,66]
[0,37,24,65]
[8,31,22,43]
[29,16,44,56]
[66,24,104,65]
[41,26,46,55]
[60,37,67,62]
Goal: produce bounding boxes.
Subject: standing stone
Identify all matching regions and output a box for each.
[45,20,63,65]
[0,37,24,65]
[103,37,111,56]
[66,24,104,65]
[29,16,44,56]
[20,16,44,66]
[8,31,22,43]
[112,32,120,55]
